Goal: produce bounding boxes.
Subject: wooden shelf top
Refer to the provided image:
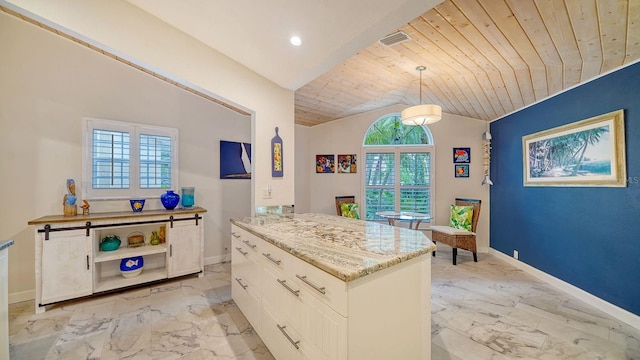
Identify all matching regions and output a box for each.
[28,206,207,225]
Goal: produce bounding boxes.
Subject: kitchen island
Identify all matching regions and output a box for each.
[230,213,435,360]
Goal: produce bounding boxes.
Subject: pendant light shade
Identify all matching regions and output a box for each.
[401,66,442,126]
[401,104,442,125]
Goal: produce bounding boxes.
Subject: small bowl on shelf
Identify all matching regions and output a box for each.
[120,256,144,278]
[130,199,145,212]
[121,268,143,278]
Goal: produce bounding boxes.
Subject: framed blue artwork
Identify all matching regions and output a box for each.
[453,147,470,163]
[455,164,469,178]
[220,140,251,179]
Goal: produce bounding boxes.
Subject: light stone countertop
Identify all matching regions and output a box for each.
[230,213,435,282]
[0,239,13,251]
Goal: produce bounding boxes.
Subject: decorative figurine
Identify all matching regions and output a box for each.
[81,200,90,215]
[150,231,160,245]
[159,225,166,243]
[482,130,493,186]
[63,179,78,216]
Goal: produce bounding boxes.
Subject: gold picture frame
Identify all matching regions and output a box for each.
[522,109,626,187]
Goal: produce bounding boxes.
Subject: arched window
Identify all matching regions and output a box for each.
[362,113,434,223]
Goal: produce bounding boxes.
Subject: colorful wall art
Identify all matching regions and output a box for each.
[453,147,470,163]
[271,127,283,177]
[316,154,335,173]
[455,164,469,178]
[337,154,357,173]
[522,110,625,187]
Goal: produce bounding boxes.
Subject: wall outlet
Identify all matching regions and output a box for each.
[513,250,519,260]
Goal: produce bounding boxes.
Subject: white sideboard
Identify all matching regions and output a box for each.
[29,207,206,313]
[0,239,14,360]
[231,213,433,360]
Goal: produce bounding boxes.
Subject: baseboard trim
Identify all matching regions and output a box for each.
[489,248,640,330]
[204,254,230,265]
[9,289,34,304]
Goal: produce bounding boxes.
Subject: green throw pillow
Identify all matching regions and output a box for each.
[449,205,473,231]
[340,203,360,219]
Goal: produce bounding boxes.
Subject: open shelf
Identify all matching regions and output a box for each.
[94,267,167,293]
[94,243,167,263]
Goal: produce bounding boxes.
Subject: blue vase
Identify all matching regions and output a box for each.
[160,190,180,210]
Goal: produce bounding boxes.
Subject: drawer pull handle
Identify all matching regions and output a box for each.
[242,240,256,248]
[277,324,300,349]
[262,253,281,265]
[235,247,248,256]
[232,232,240,238]
[296,275,326,295]
[235,277,248,289]
[277,279,300,297]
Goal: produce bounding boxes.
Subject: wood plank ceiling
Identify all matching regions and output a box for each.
[295,0,640,126]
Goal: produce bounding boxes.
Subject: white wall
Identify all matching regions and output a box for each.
[0,12,256,301]
[298,104,490,251]
[294,125,312,213]
[4,0,296,210]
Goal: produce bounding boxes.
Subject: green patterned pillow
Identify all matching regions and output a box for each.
[340,203,360,219]
[449,205,474,231]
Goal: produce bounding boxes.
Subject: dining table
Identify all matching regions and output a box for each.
[376,211,432,230]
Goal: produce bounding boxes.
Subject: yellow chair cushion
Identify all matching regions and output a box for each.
[449,205,474,231]
[340,203,360,219]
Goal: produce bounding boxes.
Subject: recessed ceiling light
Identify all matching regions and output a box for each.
[290,36,302,46]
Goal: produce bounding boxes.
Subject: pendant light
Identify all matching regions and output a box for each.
[401,66,442,126]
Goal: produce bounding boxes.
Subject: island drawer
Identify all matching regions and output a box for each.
[231,237,260,290]
[261,302,308,360]
[291,255,348,317]
[232,267,261,331]
[231,226,261,255]
[258,238,292,275]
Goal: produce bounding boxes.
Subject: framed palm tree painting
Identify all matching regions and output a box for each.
[522,110,626,187]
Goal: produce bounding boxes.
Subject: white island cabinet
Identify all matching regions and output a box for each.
[29,207,206,313]
[231,213,435,360]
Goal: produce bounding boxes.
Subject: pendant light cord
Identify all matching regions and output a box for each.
[416,65,426,105]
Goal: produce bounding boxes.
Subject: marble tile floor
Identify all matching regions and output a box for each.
[8,249,640,359]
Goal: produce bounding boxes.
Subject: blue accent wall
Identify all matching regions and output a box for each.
[490,62,640,315]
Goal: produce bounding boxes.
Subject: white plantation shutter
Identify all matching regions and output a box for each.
[400,152,431,213]
[365,153,396,220]
[139,134,172,189]
[92,129,130,189]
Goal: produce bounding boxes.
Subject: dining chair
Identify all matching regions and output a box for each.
[335,196,356,216]
[430,198,481,265]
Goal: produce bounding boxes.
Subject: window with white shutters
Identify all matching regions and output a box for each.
[362,114,434,221]
[83,118,178,199]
